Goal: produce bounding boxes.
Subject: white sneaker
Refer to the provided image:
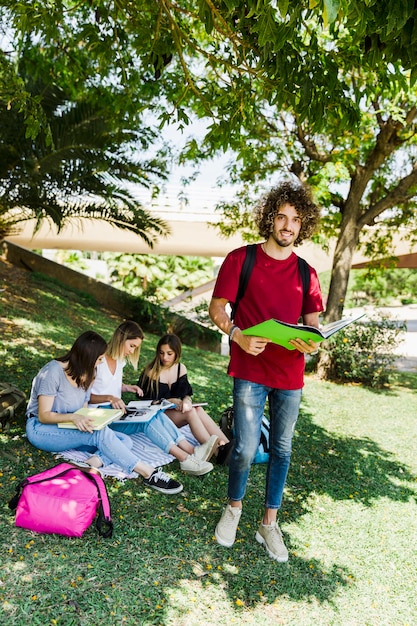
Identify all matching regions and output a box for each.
[215,504,242,547]
[255,522,289,562]
[180,454,213,476]
[194,435,219,462]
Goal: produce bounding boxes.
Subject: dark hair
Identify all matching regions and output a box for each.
[156,334,182,363]
[254,181,321,246]
[141,334,182,396]
[57,331,107,390]
[107,320,144,369]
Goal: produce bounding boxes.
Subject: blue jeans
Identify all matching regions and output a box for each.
[229,378,302,509]
[110,410,186,454]
[27,417,142,474]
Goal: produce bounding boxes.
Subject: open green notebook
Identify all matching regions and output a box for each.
[242,314,365,350]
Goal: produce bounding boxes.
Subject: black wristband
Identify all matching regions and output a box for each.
[229,325,240,346]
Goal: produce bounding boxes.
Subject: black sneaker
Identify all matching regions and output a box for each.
[216,440,234,466]
[143,467,183,494]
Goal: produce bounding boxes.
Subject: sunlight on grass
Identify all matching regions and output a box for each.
[1,260,416,626]
[165,579,238,625]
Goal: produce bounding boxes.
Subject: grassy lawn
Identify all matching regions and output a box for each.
[1,258,416,626]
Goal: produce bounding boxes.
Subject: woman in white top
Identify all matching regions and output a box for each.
[25,330,183,494]
[90,321,216,476]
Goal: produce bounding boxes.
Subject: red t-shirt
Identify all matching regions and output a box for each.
[213,244,324,389]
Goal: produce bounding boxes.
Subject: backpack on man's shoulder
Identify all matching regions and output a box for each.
[219,406,270,465]
[0,382,26,429]
[218,245,308,465]
[230,243,311,321]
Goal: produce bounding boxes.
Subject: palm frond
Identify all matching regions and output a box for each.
[0,49,171,246]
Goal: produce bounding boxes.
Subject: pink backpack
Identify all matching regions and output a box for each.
[8,462,113,538]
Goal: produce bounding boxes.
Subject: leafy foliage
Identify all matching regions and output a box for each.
[315,315,406,387]
[3,2,417,124]
[104,253,215,303]
[350,268,417,306]
[0,33,171,243]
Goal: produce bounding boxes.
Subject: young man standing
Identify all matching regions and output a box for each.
[209,181,323,562]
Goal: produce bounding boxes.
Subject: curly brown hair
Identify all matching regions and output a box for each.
[254,181,321,246]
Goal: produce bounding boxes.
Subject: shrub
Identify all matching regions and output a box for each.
[349,268,417,306]
[316,314,406,388]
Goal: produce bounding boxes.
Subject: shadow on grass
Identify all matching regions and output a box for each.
[1,404,416,623]
[155,405,416,613]
[1,376,415,621]
[1,262,415,621]
[390,371,417,392]
[287,407,416,511]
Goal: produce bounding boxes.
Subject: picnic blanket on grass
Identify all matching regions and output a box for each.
[55,425,199,479]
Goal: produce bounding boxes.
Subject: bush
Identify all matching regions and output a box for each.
[316,315,406,388]
[349,268,417,306]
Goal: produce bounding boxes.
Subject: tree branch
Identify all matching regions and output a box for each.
[350,110,417,207]
[296,125,333,163]
[359,162,417,228]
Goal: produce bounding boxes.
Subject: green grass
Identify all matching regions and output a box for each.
[1,260,416,625]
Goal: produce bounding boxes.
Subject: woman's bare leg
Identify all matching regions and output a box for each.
[168,443,192,461]
[177,440,195,455]
[166,408,211,444]
[195,407,230,445]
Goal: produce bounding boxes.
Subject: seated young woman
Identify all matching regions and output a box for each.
[89,321,216,476]
[25,330,183,495]
[138,333,233,464]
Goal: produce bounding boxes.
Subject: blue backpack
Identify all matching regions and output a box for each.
[254,416,270,464]
[219,407,270,465]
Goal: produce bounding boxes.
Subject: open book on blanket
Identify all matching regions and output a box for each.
[113,399,176,423]
[242,313,366,350]
[58,407,124,430]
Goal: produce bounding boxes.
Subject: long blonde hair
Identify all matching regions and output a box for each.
[107,320,144,370]
[141,334,182,396]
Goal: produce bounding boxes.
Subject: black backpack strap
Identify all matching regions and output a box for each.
[83,470,113,538]
[8,464,113,538]
[230,246,310,322]
[230,244,257,321]
[297,256,311,297]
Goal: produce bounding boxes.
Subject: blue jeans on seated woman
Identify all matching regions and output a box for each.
[27,416,142,475]
[110,410,187,455]
[228,378,302,509]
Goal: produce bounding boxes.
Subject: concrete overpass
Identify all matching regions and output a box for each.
[6,212,417,274]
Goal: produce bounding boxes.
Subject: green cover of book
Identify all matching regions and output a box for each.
[242,313,365,350]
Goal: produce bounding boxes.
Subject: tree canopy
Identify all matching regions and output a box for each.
[4,1,417,137]
[0,5,174,243]
[1,1,417,319]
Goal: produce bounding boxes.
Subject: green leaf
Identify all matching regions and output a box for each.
[278,0,290,17]
[323,0,340,27]
[257,7,279,47]
[410,66,417,87]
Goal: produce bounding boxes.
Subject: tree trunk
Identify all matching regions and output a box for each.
[316,207,361,378]
[324,203,362,321]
